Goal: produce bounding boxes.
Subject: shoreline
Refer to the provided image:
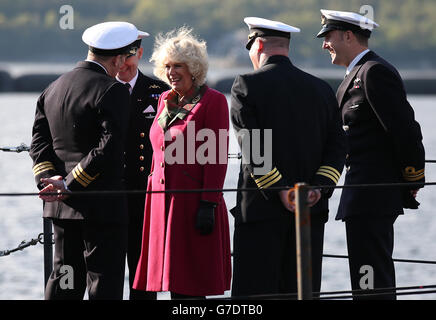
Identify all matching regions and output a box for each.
[1,60,436,94]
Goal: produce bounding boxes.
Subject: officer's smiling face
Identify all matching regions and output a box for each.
[322,30,347,66]
[118,47,143,82]
[164,61,194,96]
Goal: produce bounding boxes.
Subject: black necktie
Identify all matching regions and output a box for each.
[124,82,131,94]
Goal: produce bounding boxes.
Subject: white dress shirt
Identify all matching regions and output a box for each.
[346,49,370,76]
[116,70,139,94]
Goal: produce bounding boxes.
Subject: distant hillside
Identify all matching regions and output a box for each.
[1,0,435,68]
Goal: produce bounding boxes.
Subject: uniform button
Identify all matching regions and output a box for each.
[160,145,164,151]
[160,162,164,167]
[140,132,145,138]
[346,154,349,159]
[342,125,349,131]
[139,156,144,161]
[140,167,144,172]
[140,144,144,149]
[346,166,351,172]
[160,178,164,184]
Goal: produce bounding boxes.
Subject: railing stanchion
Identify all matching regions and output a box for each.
[294,182,313,300]
[43,217,53,290]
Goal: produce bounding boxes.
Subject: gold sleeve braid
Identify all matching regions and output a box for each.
[251,167,283,190]
[32,161,55,176]
[403,166,424,182]
[72,163,100,187]
[316,166,341,184]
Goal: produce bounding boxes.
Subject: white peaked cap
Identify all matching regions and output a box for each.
[320,9,379,30]
[82,21,149,50]
[317,9,379,38]
[243,17,300,50]
[244,17,301,33]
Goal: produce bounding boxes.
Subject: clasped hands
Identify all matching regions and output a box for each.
[39,175,71,202]
[279,188,321,212]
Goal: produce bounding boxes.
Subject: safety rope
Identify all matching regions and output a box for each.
[0,143,30,153]
[0,233,48,257]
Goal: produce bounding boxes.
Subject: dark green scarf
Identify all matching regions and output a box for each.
[158,85,208,131]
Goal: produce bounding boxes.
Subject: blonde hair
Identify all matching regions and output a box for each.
[150,26,209,87]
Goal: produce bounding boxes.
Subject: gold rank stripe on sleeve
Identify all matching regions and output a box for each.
[403,167,425,181]
[316,166,341,184]
[252,167,283,190]
[72,163,99,188]
[33,161,55,176]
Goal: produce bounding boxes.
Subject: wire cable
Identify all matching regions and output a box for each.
[0,180,435,197]
[323,253,436,265]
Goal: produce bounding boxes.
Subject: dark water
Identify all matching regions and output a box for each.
[0,93,435,299]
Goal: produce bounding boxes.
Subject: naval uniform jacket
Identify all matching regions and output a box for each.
[124,70,169,192]
[336,51,425,220]
[230,55,346,224]
[123,70,169,298]
[30,61,130,223]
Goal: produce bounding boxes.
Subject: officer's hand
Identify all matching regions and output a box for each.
[195,200,217,235]
[402,188,420,209]
[39,176,70,202]
[280,188,321,212]
[307,189,322,207]
[280,189,295,212]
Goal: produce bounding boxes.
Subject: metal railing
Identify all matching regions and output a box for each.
[2,143,436,300]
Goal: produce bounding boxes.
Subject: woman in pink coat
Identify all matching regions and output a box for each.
[133,27,231,298]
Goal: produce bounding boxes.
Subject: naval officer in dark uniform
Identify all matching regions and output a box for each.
[230,17,346,297]
[116,27,169,300]
[30,21,141,299]
[317,9,425,299]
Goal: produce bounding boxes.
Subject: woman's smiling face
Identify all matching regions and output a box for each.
[164,61,194,96]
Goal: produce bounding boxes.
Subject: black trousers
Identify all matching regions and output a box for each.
[231,213,325,298]
[344,215,398,300]
[127,195,157,300]
[45,219,127,300]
